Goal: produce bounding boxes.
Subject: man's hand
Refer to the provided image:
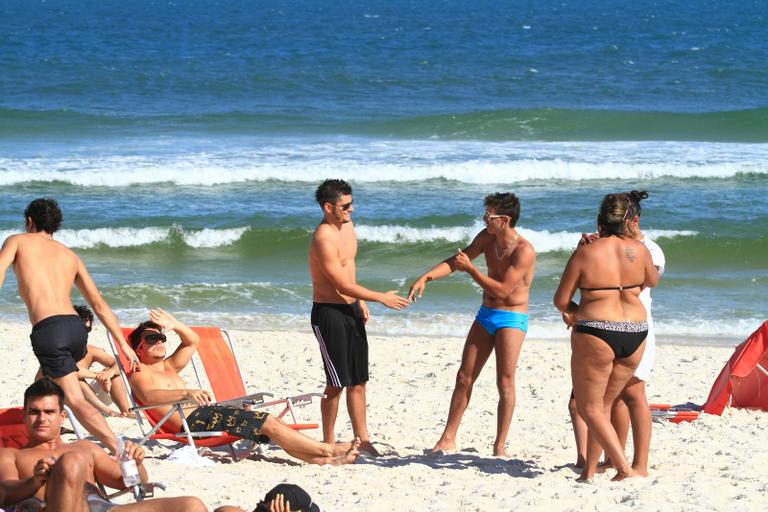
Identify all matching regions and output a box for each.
[185,389,213,405]
[32,456,56,488]
[120,440,145,466]
[122,345,140,373]
[454,248,473,272]
[149,308,178,331]
[578,232,599,247]
[359,300,370,324]
[379,291,409,310]
[95,368,115,392]
[407,277,427,302]
[269,493,292,512]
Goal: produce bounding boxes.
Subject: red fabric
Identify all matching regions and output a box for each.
[0,407,28,449]
[703,321,768,415]
[193,327,246,402]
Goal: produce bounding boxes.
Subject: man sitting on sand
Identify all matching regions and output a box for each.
[0,198,139,453]
[0,378,208,511]
[128,308,359,465]
[35,305,132,418]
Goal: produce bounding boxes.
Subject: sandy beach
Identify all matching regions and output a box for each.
[0,321,764,512]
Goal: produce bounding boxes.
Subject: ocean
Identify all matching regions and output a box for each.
[1,0,765,344]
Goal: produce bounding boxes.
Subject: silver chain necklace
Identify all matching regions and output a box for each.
[494,234,519,259]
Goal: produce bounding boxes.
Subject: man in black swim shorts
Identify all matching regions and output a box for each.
[308,179,409,456]
[0,198,137,453]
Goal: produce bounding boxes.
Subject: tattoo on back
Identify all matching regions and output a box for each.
[624,247,636,262]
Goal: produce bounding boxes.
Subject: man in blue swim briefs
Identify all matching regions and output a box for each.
[408,193,536,457]
[0,198,138,454]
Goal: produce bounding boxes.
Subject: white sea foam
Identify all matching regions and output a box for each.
[355,222,697,252]
[0,226,249,249]
[0,140,766,186]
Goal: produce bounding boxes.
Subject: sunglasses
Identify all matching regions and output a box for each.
[482,211,508,222]
[141,332,167,347]
[332,200,353,211]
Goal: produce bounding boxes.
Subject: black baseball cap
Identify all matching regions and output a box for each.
[254,483,320,512]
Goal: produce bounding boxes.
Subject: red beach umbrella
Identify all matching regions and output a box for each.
[702,321,768,415]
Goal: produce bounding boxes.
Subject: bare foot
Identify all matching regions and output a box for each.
[493,448,511,458]
[358,440,381,457]
[320,438,360,465]
[431,438,456,454]
[578,469,595,481]
[611,464,639,481]
[595,461,614,474]
[328,440,356,457]
[632,465,649,477]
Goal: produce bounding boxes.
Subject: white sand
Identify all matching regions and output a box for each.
[1,321,764,512]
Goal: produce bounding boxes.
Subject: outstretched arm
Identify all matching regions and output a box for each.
[74,257,139,371]
[407,231,488,301]
[313,237,408,310]
[0,236,19,291]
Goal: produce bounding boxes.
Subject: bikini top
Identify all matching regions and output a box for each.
[580,283,643,292]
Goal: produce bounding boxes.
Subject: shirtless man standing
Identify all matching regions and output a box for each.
[408,193,536,456]
[0,198,138,453]
[308,179,409,455]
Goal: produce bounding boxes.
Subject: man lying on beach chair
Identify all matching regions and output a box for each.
[127,309,359,465]
[0,378,207,512]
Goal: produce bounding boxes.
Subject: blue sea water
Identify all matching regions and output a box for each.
[0,0,765,343]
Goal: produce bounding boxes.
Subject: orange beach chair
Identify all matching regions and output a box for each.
[107,326,320,456]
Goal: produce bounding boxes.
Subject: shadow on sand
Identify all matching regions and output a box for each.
[357,447,543,478]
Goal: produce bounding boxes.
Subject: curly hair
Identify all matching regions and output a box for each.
[24,198,63,234]
[315,179,352,206]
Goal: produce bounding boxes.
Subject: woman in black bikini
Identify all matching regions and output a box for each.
[554,193,659,482]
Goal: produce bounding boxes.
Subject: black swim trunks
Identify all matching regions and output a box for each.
[311,302,369,387]
[186,405,270,443]
[30,314,88,379]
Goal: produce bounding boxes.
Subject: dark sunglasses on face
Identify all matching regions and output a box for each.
[333,200,353,211]
[142,332,167,346]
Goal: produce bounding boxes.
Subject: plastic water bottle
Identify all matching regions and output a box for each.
[116,435,141,487]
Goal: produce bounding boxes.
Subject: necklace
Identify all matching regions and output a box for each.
[494,234,519,259]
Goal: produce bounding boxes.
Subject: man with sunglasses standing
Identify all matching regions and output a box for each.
[0,198,139,454]
[408,193,536,457]
[308,179,410,456]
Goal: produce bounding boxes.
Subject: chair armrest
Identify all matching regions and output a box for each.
[216,392,274,408]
